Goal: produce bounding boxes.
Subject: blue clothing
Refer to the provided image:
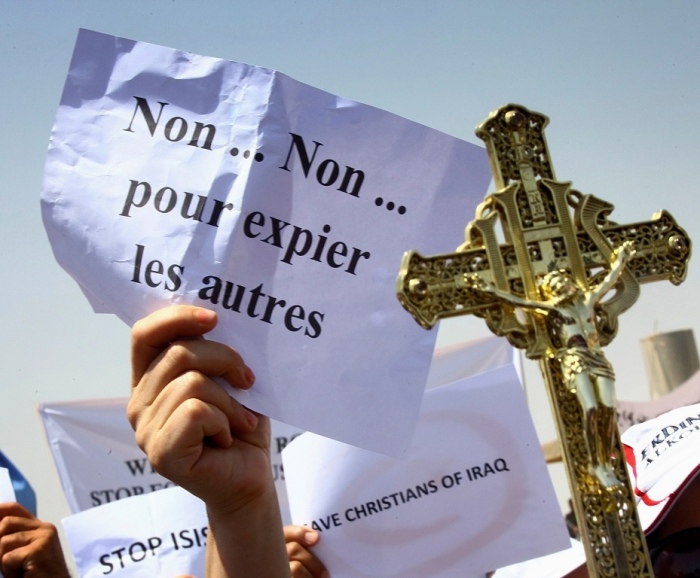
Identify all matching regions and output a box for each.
[0,450,36,515]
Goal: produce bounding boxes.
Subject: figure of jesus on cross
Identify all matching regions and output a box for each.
[467,240,635,490]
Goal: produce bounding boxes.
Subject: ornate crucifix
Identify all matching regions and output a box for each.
[396,104,691,577]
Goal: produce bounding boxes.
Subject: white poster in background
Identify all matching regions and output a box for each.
[41,29,492,456]
[37,399,172,514]
[492,538,586,578]
[62,486,207,578]
[37,399,303,524]
[425,334,520,390]
[283,365,570,578]
[37,336,511,523]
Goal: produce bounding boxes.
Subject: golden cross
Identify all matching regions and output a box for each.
[396,104,691,577]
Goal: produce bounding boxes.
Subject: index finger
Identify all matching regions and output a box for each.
[131,305,218,389]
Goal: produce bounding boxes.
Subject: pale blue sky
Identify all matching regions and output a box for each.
[2,0,699,547]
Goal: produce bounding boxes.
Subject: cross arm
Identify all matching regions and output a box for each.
[397,210,691,331]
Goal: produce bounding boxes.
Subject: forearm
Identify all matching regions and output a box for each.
[129,307,289,577]
[205,483,289,578]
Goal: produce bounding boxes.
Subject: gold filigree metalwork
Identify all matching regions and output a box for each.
[396,104,691,577]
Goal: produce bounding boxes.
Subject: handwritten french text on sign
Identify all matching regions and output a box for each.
[283,366,569,577]
[62,486,207,578]
[41,29,492,456]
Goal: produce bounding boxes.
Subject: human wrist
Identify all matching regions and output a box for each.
[205,472,278,521]
[205,481,288,578]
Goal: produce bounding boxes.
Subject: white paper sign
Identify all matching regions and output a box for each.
[283,365,569,577]
[41,29,492,456]
[37,399,175,514]
[426,334,520,390]
[62,486,207,578]
[0,467,15,502]
[37,398,302,524]
[492,538,586,578]
[37,336,509,523]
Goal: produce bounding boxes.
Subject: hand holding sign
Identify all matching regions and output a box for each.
[0,502,71,578]
[127,305,289,577]
[284,525,329,578]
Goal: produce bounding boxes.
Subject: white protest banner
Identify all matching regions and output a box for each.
[62,485,206,578]
[269,420,305,524]
[492,538,586,578]
[37,399,303,524]
[426,334,520,390]
[37,399,174,514]
[0,467,15,502]
[283,365,569,577]
[40,339,516,575]
[36,336,507,522]
[41,29,492,456]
